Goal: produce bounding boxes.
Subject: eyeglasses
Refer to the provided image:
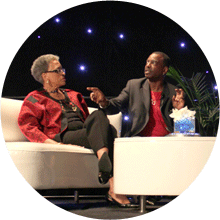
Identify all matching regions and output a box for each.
[46,68,65,74]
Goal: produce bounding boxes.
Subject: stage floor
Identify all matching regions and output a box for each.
[46,196,175,219]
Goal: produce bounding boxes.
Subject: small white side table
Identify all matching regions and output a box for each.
[114,136,216,212]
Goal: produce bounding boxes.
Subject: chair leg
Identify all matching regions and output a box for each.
[74,190,79,203]
[140,195,146,213]
[132,195,138,203]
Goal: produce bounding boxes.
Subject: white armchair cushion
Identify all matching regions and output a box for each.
[0,97,122,189]
[1,98,28,142]
[1,98,122,142]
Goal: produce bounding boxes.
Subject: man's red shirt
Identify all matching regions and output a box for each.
[139,91,170,137]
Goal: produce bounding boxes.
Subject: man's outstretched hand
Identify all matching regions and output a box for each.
[87,87,109,108]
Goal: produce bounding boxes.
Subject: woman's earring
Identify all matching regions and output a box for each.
[47,80,49,84]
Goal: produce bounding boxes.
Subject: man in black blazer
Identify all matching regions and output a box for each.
[87,51,185,137]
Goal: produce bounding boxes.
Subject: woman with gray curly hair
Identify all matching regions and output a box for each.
[31,54,60,84]
[18,54,136,208]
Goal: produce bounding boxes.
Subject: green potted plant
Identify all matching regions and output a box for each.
[166,66,219,136]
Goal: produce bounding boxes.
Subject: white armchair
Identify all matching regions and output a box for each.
[1,98,122,191]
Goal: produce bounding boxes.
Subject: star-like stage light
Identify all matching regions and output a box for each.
[123,115,129,121]
[55,18,60,23]
[79,65,86,72]
[180,42,185,48]
[119,34,124,39]
[87,28,92,34]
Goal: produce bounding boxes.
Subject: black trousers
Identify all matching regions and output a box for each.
[62,110,116,163]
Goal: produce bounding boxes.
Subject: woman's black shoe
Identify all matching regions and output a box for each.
[98,152,112,184]
[106,193,139,208]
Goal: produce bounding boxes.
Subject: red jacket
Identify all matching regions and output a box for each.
[18,89,89,143]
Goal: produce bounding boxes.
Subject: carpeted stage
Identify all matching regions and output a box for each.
[45,195,175,219]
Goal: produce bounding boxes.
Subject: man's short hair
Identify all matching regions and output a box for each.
[153,51,171,68]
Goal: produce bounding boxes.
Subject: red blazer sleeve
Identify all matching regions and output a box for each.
[18,95,50,143]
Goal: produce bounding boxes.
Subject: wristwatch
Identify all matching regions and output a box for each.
[99,100,110,109]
